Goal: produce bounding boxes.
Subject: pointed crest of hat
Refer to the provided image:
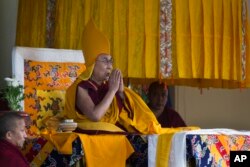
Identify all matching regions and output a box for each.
[82,19,110,66]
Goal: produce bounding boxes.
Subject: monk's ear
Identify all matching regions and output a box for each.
[5,131,13,140]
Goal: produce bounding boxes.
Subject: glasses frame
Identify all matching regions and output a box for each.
[96,58,113,65]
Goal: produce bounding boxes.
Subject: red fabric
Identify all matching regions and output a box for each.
[0,139,29,167]
[77,80,109,105]
[157,107,186,128]
[77,79,124,111]
[76,79,129,132]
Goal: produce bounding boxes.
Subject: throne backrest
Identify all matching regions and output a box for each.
[13,47,85,134]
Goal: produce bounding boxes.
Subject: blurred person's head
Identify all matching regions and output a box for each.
[0,112,27,148]
[148,82,168,117]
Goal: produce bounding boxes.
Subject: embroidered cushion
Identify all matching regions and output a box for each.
[24,60,85,133]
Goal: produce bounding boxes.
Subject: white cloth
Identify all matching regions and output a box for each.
[148,135,159,167]
[169,132,187,167]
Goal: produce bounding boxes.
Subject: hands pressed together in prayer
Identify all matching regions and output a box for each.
[66,18,163,134]
[108,69,124,100]
[108,69,124,92]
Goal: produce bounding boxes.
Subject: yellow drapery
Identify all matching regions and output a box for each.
[16,0,159,79]
[168,0,250,88]
[16,0,250,88]
[54,0,159,79]
[16,0,47,47]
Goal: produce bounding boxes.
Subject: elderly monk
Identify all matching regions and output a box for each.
[63,19,199,167]
[64,19,162,134]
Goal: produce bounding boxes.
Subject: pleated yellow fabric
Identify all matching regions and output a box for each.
[53,0,85,49]
[16,0,160,79]
[171,0,250,88]
[16,0,47,47]
[156,132,175,167]
[15,0,250,88]
[78,134,134,167]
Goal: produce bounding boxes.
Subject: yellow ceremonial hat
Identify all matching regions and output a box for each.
[82,19,110,67]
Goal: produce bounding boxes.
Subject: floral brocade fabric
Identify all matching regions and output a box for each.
[186,134,250,166]
[24,60,85,134]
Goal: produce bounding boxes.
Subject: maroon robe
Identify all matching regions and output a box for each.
[77,80,124,112]
[0,139,29,167]
[75,80,129,134]
[157,107,187,128]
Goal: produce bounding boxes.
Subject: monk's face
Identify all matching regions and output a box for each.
[93,54,113,83]
[9,119,27,148]
[148,86,168,112]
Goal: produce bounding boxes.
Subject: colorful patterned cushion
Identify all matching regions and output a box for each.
[24,60,85,133]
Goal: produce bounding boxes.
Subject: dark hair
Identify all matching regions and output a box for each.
[148,81,172,107]
[0,112,24,139]
[148,81,168,96]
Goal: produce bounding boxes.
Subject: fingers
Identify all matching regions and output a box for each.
[108,69,125,93]
[110,69,121,81]
[108,70,121,92]
[111,69,124,92]
[119,70,123,78]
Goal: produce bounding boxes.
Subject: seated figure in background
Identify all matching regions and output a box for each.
[147,81,187,127]
[64,19,163,134]
[0,112,29,167]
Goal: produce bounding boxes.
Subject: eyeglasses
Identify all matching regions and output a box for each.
[96,58,113,65]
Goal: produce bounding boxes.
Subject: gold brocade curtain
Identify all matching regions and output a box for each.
[16,0,160,80]
[160,0,250,88]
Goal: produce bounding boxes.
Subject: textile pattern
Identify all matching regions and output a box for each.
[24,60,85,134]
[186,134,250,167]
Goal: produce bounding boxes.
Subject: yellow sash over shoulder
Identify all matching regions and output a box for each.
[63,18,164,134]
[119,87,162,134]
[64,69,163,134]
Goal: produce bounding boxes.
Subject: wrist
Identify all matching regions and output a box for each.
[118,91,125,100]
[108,89,117,96]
